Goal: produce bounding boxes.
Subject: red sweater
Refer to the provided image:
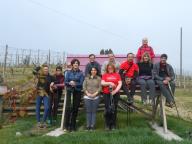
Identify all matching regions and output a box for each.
[120,61,139,78]
[102,73,121,94]
[136,44,155,61]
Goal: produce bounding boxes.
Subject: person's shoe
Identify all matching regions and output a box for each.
[149,98,155,106]
[64,127,71,132]
[85,126,90,131]
[142,100,147,106]
[70,126,76,132]
[111,125,116,131]
[90,126,95,131]
[105,126,110,131]
[37,122,42,128]
[165,101,175,108]
[148,99,152,105]
[42,122,47,129]
[127,99,133,105]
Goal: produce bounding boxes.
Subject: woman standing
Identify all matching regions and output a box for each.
[64,59,84,131]
[137,52,156,105]
[101,63,122,130]
[83,67,101,131]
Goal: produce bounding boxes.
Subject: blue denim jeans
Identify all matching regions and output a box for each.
[36,96,50,122]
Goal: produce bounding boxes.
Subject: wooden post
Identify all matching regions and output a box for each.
[37,49,40,64]
[15,49,18,66]
[21,49,25,66]
[180,27,183,82]
[160,95,168,133]
[184,74,186,89]
[48,49,50,66]
[152,94,160,122]
[60,89,67,130]
[17,49,20,66]
[63,52,66,65]
[29,49,32,65]
[10,54,13,66]
[3,45,8,78]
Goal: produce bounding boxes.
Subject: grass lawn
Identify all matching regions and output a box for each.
[0,111,192,144]
[165,89,192,121]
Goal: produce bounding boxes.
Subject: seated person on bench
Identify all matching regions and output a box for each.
[119,53,139,105]
[137,52,156,105]
[153,54,175,108]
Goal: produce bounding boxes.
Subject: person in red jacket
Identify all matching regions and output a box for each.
[136,38,155,62]
[119,53,139,104]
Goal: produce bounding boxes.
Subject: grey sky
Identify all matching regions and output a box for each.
[0,0,191,71]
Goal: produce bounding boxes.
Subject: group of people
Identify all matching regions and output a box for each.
[34,38,176,132]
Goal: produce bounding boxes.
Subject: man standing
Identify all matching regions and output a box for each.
[101,53,120,75]
[119,53,139,104]
[85,54,101,76]
[153,54,175,107]
[34,64,55,128]
[136,38,155,62]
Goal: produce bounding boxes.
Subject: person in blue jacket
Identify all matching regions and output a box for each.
[64,59,84,131]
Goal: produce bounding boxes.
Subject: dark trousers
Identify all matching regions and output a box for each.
[49,90,63,122]
[122,79,137,102]
[64,89,81,130]
[103,93,120,128]
[156,80,175,103]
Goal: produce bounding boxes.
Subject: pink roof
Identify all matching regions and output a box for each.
[67,54,161,72]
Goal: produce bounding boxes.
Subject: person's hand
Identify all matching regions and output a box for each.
[90,94,95,98]
[69,81,76,87]
[163,79,168,85]
[50,82,54,87]
[86,91,92,97]
[91,93,97,97]
[165,77,171,81]
[50,82,55,92]
[109,82,115,88]
[111,90,117,96]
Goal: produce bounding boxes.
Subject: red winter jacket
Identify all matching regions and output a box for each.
[136,44,155,61]
[120,61,139,78]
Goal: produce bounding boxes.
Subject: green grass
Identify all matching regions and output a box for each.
[0,112,192,144]
[166,89,192,121]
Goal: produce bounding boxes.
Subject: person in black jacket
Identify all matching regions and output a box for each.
[85,54,101,77]
[137,52,156,105]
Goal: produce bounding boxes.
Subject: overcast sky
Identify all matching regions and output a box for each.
[0,0,191,71]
